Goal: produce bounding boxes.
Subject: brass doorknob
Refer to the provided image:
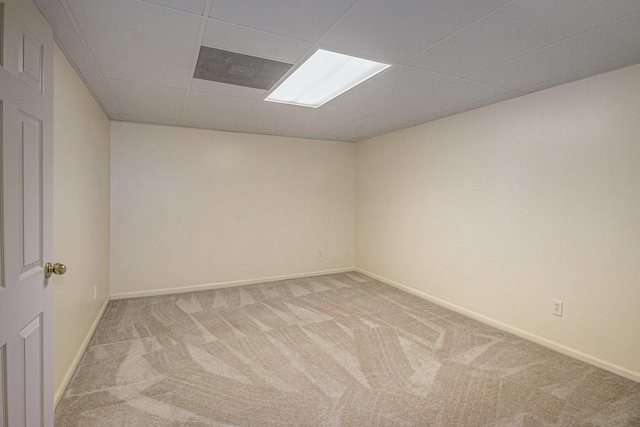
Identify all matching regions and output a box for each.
[44,262,66,278]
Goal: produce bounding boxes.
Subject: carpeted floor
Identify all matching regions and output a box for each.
[55,272,640,426]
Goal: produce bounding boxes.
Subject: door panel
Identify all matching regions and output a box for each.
[0,0,53,426]
[0,100,3,292]
[20,112,42,275]
[0,344,6,427]
[21,316,42,427]
[18,27,42,92]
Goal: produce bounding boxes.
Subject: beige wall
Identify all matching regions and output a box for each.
[53,44,111,404]
[53,40,639,395]
[355,64,640,381]
[110,123,354,297]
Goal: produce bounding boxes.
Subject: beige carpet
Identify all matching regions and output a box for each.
[55,272,640,426]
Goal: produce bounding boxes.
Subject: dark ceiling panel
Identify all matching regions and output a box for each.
[193,46,293,90]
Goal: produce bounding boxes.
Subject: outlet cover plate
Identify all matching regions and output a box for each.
[553,300,563,316]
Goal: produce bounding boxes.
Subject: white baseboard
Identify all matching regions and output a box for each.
[110,267,355,300]
[355,267,640,384]
[54,296,110,408]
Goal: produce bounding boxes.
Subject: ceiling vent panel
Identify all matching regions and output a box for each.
[193,46,292,90]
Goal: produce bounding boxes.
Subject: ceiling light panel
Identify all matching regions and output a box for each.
[265,49,390,108]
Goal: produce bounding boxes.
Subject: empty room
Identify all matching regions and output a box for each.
[1,0,639,425]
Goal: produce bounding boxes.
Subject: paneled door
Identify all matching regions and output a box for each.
[0,0,54,425]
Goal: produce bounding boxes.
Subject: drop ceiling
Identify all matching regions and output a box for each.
[35,0,640,142]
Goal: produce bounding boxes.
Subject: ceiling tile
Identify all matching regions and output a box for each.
[122,115,181,126]
[227,127,290,139]
[418,91,524,124]
[141,0,207,15]
[182,90,256,126]
[322,115,411,142]
[180,121,239,132]
[106,79,187,120]
[234,102,312,132]
[323,65,459,115]
[521,54,640,94]
[283,109,365,138]
[203,19,313,64]
[82,75,121,118]
[53,33,98,78]
[470,13,640,90]
[66,0,201,88]
[46,0,640,140]
[33,0,99,76]
[193,46,292,90]
[189,78,266,100]
[276,130,339,141]
[322,0,509,63]
[208,0,358,42]
[407,0,640,77]
[376,80,513,122]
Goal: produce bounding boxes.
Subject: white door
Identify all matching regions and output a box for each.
[0,0,55,425]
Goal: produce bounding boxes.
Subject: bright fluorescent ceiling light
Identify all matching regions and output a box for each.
[265,49,390,108]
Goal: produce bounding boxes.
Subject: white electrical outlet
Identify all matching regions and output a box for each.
[552,300,563,316]
[318,249,323,257]
[94,286,97,300]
